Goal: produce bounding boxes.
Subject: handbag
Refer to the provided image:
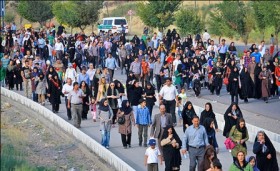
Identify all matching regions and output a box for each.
[117,115,125,125]
[223,77,229,85]
[224,137,236,150]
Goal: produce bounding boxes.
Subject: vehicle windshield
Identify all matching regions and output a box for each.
[115,19,127,25]
[103,20,113,25]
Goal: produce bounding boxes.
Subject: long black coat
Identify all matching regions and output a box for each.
[223,104,243,137]
[128,86,143,106]
[253,133,279,171]
[181,101,197,133]
[228,71,239,96]
[240,69,254,99]
[48,79,61,105]
[254,65,262,99]
[14,65,23,84]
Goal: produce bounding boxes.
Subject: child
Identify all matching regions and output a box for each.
[178,88,187,105]
[90,97,97,122]
[144,139,162,171]
[176,97,183,126]
[193,74,201,97]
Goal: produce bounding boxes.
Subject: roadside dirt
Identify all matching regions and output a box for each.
[1,95,114,171]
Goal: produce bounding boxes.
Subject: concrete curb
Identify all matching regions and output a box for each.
[154,93,280,153]
[1,88,136,171]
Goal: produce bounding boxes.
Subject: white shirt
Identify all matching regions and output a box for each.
[145,147,161,164]
[159,85,178,101]
[55,42,64,51]
[47,44,53,56]
[207,45,218,53]
[65,68,77,82]
[62,84,73,97]
[86,68,96,81]
[258,44,266,57]
[173,59,182,71]
[203,32,210,42]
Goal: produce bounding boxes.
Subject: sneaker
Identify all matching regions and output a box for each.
[106,146,109,149]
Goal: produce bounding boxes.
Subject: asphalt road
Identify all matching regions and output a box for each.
[10,69,280,170]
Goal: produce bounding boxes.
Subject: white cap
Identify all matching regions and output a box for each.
[16,60,20,64]
[46,60,51,65]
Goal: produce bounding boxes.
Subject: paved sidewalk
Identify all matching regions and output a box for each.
[11,88,280,171]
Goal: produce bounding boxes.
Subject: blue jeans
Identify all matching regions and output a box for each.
[101,130,110,147]
[278,86,280,97]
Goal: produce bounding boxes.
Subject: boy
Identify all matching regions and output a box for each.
[144,139,162,171]
[176,97,183,126]
[193,74,201,97]
[136,98,152,147]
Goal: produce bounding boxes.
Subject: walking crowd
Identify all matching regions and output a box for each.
[1,24,279,171]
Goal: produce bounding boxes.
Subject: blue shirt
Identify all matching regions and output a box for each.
[1,58,10,69]
[136,107,151,125]
[105,57,119,70]
[38,38,46,48]
[218,45,228,53]
[182,125,209,150]
[250,52,262,63]
[78,73,90,85]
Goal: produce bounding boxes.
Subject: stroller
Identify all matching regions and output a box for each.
[193,74,201,97]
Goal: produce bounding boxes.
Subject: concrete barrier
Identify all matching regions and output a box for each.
[1,88,136,171]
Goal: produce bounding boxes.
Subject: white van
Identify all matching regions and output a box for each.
[97,17,128,33]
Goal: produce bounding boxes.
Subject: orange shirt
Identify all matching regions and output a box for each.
[141,61,149,74]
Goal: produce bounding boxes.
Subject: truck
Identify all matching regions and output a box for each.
[97,17,128,33]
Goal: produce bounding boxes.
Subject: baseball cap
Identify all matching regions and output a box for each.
[148,139,156,146]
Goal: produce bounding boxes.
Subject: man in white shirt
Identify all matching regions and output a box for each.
[64,63,77,83]
[258,40,266,57]
[159,77,178,126]
[144,139,162,170]
[86,63,96,86]
[54,39,64,60]
[206,40,218,54]
[202,29,210,48]
[62,78,73,120]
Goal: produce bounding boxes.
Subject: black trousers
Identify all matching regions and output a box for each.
[112,108,118,124]
[65,98,72,119]
[15,82,23,90]
[231,94,239,104]
[52,103,59,112]
[164,100,176,124]
[121,133,131,147]
[219,53,226,62]
[155,75,161,92]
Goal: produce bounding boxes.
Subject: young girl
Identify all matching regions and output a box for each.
[176,97,183,126]
[90,97,97,122]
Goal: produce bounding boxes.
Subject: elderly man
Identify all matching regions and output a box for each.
[150,104,172,155]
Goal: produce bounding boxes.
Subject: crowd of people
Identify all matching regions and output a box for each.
[0,24,279,171]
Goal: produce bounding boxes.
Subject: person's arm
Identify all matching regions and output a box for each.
[181,129,188,154]
[229,126,238,143]
[67,93,71,108]
[144,154,148,166]
[253,141,262,154]
[150,115,156,137]
[203,127,209,146]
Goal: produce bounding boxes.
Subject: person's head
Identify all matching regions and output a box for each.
[159,105,166,114]
[205,146,216,161]
[139,98,146,107]
[237,118,246,129]
[165,77,172,86]
[134,81,139,87]
[257,130,265,142]
[180,88,185,94]
[109,82,115,89]
[205,102,212,112]
[254,48,258,52]
[148,139,156,149]
[221,39,225,44]
[261,40,265,45]
[234,66,238,72]
[177,97,182,104]
[248,156,256,168]
[102,98,109,106]
[134,56,139,62]
[192,116,200,127]
[100,77,106,84]
[251,56,256,62]
[231,103,238,111]
[66,78,72,85]
[73,82,79,90]
[89,63,94,69]
[186,101,193,110]
[81,81,86,87]
[212,159,222,171]
[262,65,267,71]
[236,151,246,163]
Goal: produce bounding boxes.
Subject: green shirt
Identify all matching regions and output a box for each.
[0,67,6,81]
[229,163,253,171]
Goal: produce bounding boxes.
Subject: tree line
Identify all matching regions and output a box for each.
[3,1,280,49]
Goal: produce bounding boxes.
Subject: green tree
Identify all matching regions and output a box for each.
[175,8,204,36]
[52,1,103,32]
[4,12,15,23]
[137,1,181,31]
[252,1,267,40]
[208,1,255,45]
[17,1,53,27]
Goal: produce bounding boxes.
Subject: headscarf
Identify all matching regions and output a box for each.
[203,117,215,133]
[236,118,247,139]
[120,100,132,115]
[182,101,196,118]
[246,156,260,171]
[98,98,109,111]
